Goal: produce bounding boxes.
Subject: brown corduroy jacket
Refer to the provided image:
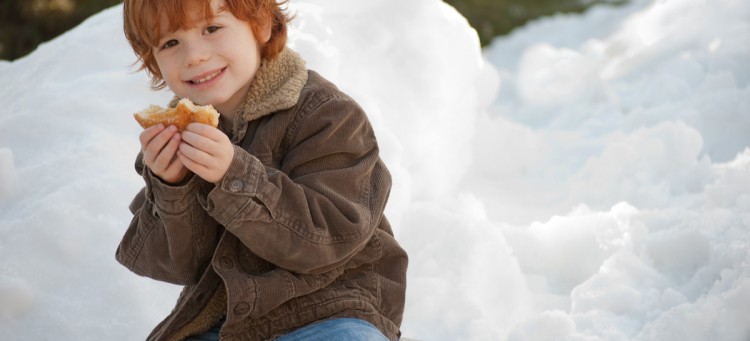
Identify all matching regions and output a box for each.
[116,48,408,341]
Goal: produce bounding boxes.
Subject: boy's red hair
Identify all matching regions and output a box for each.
[123,0,289,90]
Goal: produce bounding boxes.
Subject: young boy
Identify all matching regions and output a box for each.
[115,0,408,340]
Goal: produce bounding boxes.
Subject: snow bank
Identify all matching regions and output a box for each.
[481,0,750,339]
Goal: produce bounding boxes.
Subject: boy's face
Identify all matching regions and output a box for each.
[152,0,269,115]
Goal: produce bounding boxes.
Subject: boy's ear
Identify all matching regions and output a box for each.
[258,20,272,44]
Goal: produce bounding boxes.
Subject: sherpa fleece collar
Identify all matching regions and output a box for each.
[238,48,308,122]
[168,47,308,123]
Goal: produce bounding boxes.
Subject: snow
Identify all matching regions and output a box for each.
[0,0,748,340]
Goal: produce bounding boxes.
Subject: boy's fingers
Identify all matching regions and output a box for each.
[178,141,212,166]
[144,126,178,158]
[177,150,209,176]
[185,123,225,142]
[153,133,182,171]
[180,130,215,154]
[139,124,165,148]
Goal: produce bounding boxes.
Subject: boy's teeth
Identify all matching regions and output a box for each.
[194,70,221,84]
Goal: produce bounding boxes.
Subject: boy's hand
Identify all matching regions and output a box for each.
[140,124,191,184]
[177,123,234,184]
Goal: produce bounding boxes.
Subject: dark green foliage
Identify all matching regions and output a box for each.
[0,0,122,60]
[443,0,628,46]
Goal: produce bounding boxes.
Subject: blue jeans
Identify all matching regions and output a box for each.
[184,317,389,341]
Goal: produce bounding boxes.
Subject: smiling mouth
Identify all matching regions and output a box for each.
[188,68,225,84]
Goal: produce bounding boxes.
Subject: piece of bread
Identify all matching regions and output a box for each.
[133,98,220,131]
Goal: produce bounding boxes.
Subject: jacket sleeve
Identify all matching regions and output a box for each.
[115,155,222,285]
[204,96,391,275]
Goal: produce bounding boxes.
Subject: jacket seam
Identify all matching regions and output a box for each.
[189,205,203,273]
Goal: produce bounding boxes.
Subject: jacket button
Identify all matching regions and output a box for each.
[219,256,234,269]
[234,302,250,315]
[229,179,243,193]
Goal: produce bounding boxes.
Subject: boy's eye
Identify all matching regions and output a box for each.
[161,39,179,49]
[205,26,221,34]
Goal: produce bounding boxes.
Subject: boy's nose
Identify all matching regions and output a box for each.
[183,42,210,67]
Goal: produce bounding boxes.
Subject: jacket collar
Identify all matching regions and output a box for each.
[238,48,308,122]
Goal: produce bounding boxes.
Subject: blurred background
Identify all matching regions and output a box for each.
[0,0,628,61]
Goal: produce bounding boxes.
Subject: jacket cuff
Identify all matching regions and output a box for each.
[143,167,200,214]
[204,146,266,225]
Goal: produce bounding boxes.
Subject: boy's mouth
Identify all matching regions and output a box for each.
[186,67,226,85]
